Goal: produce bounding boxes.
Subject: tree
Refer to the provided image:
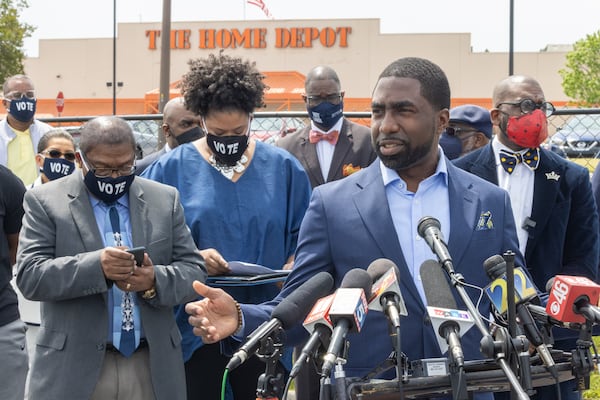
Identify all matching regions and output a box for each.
[0,0,33,85]
[559,30,600,106]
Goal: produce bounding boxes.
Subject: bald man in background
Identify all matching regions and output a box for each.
[135,97,203,175]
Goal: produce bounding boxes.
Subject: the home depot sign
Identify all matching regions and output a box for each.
[146,26,352,50]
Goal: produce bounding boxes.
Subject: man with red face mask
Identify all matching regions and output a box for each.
[454,75,599,400]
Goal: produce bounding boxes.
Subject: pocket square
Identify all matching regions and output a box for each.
[343,163,361,177]
[476,211,494,231]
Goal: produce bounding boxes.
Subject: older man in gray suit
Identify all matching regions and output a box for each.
[16,116,206,400]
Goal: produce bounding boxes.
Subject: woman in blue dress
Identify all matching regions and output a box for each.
[142,53,311,400]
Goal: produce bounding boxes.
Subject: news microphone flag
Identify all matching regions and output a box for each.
[484,267,537,314]
[426,306,474,355]
[546,275,600,324]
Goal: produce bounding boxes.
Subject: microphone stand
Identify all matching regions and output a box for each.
[504,251,534,398]
[571,320,594,392]
[437,257,530,400]
[255,326,285,399]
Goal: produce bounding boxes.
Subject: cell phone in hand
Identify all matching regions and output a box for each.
[127,246,146,267]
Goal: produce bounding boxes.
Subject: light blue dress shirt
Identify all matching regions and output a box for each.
[380,148,451,305]
[89,195,144,345]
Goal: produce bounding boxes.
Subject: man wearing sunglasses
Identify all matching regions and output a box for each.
[454,75,599,400]
[439,104,492,159]
[0,75,52,186]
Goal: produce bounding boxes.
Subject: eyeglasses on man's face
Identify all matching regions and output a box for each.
[445,126,478,139]
[496,98,555,118]
[4,90,36,100]
[41,149,76,162]
[304,93,343,107]
[79,152,136,178]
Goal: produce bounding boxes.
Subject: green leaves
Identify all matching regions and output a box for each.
[559,30,600,106]
[0,0,33,84]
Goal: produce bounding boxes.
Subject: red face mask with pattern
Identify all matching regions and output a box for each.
[505,109,548,148]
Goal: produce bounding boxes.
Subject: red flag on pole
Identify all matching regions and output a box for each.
[246,0,273,18]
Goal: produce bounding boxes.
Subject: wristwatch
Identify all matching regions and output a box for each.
[141,286,157,300]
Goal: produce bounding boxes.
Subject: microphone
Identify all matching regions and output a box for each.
[289,294,335,379]
[546,275,600,325]
[226,271,334,371]
[417,216,453,274]
[483,255,557,379]
[420,260,472,368]
[321,268,372,378]
[366,258,407,329]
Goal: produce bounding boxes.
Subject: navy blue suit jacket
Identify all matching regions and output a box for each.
[454,144,599,288]
[239,159,523,379]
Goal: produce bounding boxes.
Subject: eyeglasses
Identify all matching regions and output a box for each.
[304,93,343,107]
[445,127,478,138]
[4,90,36,100]
[41,149,76,161]
[79,152,136,178]
[496,99,555,117]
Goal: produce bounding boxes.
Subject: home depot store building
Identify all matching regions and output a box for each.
[23,18,572,117]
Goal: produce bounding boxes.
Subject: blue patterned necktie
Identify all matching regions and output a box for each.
[107,205,136,357]
[499,148,540,174]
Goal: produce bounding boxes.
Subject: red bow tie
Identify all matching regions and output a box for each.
[309,130,339,145]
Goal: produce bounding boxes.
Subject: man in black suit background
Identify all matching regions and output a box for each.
[135,97,203,175]
[454,75,599,400]
[277,66,376,189]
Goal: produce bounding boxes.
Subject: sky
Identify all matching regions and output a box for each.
[20,0,600,57]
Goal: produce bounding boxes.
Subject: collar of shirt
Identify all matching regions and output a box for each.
[309,117,344,137]
[380,147,449,190]
[89,193,130,211]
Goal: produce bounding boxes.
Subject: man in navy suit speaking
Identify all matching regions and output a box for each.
[185,57,524,397]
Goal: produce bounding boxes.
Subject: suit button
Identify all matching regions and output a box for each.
[423,315,431,325]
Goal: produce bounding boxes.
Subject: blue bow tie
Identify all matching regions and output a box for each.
[499,148,540,174]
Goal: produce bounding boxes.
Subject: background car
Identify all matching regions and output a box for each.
[550,114,600,158]
[250,116,306,144]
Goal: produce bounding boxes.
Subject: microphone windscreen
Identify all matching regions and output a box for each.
[420,260,457,309]
[271,272,334,329]
[417,216,441,238]
[366,258,399,282]
[340,268,373,298]
[483,254,506,280]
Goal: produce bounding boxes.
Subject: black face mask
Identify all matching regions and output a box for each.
[174,126,203,145]
[206,133,249,166]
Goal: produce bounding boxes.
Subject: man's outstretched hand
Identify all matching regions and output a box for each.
[186,281,239,343]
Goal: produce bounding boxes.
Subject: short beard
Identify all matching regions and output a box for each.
[375,138,434,172]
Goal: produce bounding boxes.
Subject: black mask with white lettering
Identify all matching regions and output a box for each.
[83,170,135,203]
[41,157,75,181]
[206,133,249,166]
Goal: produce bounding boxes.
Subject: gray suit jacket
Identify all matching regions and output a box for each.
[277,118,376,188]
[16,172,206,400]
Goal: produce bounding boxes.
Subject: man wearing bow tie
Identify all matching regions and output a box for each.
[454,75,599,400]
[277,66,376,189]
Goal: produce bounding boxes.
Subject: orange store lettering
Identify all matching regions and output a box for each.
[145,26,352,50]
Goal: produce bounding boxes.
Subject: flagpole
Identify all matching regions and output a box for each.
[243,0,246,20]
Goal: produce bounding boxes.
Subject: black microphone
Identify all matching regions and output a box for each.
[484,255,557,379]
[417,216,453,274]
[226,271,335,371]
[366,258,407,329]
[420,260,470,368]
[321,268,372,377]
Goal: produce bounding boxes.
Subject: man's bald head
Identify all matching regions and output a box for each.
[492,75,543,106]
